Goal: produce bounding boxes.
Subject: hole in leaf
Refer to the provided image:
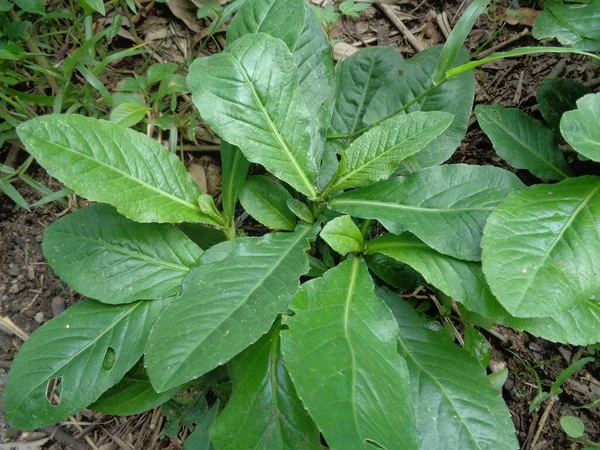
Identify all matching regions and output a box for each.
[102,347,116,371]
[398,70,404,76]
[46,376,62,406]
[365,439,387,449]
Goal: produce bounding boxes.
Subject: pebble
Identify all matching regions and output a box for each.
[7,263,20,276]
[8,284,20,294]
[52,296,66,317]
[34,312,45,324]
[528,341,543,353]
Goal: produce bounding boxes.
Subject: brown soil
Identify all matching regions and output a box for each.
[1,0,600,449]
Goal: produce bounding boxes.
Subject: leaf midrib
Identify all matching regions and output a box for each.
[50,230,190,272]
[332,198,493,214]
[514,182,600,313]
[18,301,146,409]
[396,336,484,450]
[161,226,312,388]
[28,135,202,214]
[228,53,317,198]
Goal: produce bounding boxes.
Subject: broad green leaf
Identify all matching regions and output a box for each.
[43,204,202,304]
[560,416,585,439]
[184,401,221,450]
[163,394,209,439]
[533,2,600,51]
[220,141,250,224]
[378,288,519,450]
[90,361,185,416]
[482,176,600,318]
[328,111,454,192]
[286,198,314,223]
[537,77,590,131]
[189,33,318,198]
[463,326,491,369]
[84,0,105,15]
[4,298,167,429]
[320,215,364,255]
[147,63,178,84]
[239,176,297,231]
[331,165,524,261]
[145,225,317,391]
[561,93,600,162]
[282,258,418,450]
[178,223,227,250]
[364,46,475,169]
[365,253,424,291]
[109,102,148,128]
[328,47,403,140]
[211,320,320,450]
[226,0,306,49]
[294,5,335,167]
[476,105,572,180]
[17,115,214,224]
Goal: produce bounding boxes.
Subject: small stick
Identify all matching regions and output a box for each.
[477,28,530,59]
[434,10,450,39]
[530,396,556,449]
[379,4,425,52]
[0,316,29,341]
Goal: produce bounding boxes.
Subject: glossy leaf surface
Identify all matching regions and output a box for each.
[16,115,212,224]
[482,176,600,317]
[533,2,600,51]
[282,258,418,450]
[476,104,572,180]
[189,33,318,198]
[331,165,524,261]
[43,204,202,304]
[329,111,454,192]
[239,176,297,231]
[364,46,475,169]
[226,0,306,49]
[320,215,364,255]
[146,225,316,391]
[220,141,250,224]
[211,320,320,450]
[4,299,167,429]
[561,93,600,162]
[379,289,519,450]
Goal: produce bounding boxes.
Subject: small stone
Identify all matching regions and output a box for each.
[16,274,25,281]
[8,264,20,276]
[34,312,45,324]
[528,341,543,353]
[8,284,20,294]
[52,296,66,317]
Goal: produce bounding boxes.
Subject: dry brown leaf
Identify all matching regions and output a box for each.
[166,0,201,32]
[333,42,359,61]
[501,7,540,27]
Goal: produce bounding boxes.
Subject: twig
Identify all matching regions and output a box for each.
[0,316,29,341]
[513,70,525,105]
[0,438,50,449]
[379,4,424,52]
[430,295,464,346]
[39,426,89,450]
[530,396,556,449]
[434,10,451,39]
[477,28,530,59]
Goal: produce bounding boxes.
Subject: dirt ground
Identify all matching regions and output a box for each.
[1,0,600,449]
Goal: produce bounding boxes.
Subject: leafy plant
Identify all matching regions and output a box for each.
[5,0,600,448]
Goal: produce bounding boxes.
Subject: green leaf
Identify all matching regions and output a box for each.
[560,416,585,439]
[83,0,105,14]
[378,288,519,450]
[561,93,600,163]
[239,176,297,231]
[281,258,418,450]
[211,320,320,450]
[476,104,572,180]
[364,46,475,169]
[294,5,335,167]
[109,102,148,128]
[147,63,178,84]
[331,164,524,261]
[0,178,29,210]
[184,401,221,450]
[4,298,168,429]
[16,115,214,224]
[178,223,227,250]
[533,2,600,51]
[226,0,306,49]
[90,361,185,416]
[15,0,46,14]
[145,225,317,391]
[189,33,318,198]
[488,368,509,391]
[537,77,590,131]
[328,111,454,192]
[482,176,600,318]
[163,394,208,438]
[463,326,491,369]
[286,198,314,223]
[328,46,403,141]
[320,215,364,255]
[364,253,424,291]
[220,141,250,225]
[42,204,202,304]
